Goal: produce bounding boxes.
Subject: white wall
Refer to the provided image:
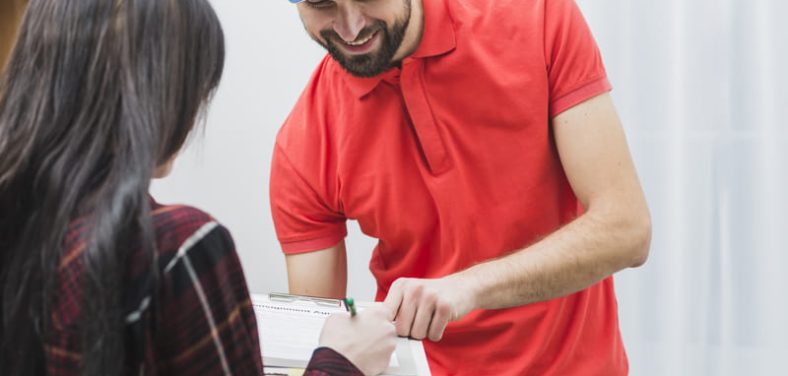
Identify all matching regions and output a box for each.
[150,0,380,301]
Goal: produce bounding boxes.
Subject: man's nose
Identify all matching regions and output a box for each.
[333,4,366,41]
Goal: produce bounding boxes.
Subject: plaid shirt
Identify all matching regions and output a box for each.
[44,198,362,375]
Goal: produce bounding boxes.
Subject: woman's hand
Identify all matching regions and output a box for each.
[319,305,398,375]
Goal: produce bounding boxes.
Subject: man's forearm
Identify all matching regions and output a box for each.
[454,207,651,311]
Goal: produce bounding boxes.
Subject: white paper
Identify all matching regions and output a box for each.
[253,297,399,368]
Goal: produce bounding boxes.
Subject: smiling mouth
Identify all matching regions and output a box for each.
[343,31,377,46]
[332,29,381,54]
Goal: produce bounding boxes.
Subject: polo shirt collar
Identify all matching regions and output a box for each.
[344,0,456,98]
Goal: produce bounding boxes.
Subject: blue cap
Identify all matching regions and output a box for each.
[289,0,304,3]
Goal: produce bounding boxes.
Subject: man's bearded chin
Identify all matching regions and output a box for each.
[317,17,409,78]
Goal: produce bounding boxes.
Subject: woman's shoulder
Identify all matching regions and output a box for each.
[149,200,234,261]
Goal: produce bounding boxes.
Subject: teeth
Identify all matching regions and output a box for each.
[345,32,375,46]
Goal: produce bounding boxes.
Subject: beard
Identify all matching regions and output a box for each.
[316,4,411,78]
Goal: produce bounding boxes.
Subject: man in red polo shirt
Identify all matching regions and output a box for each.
[270,0,652,374]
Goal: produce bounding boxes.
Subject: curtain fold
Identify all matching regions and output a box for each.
[578,0,788,374]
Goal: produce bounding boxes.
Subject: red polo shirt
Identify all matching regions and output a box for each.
[271,0,626,374]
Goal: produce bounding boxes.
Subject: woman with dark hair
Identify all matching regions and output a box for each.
[0,0,396,375]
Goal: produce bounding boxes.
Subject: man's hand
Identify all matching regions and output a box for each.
[382,276,477,342]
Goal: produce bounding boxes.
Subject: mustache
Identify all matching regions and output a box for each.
[319,20,386,46]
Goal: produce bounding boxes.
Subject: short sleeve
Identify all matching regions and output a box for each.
[270,143,347,254]
[544,0,612,118]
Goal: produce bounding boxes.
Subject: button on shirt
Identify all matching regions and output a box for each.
[271,0,626,374]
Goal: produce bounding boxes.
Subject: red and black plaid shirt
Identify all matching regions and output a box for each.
[44,198,362,375]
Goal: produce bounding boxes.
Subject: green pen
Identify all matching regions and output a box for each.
[343,297,357,317]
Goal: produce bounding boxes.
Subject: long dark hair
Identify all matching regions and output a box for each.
[0,0,225,374]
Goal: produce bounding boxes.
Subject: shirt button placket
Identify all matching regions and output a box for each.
[400,60,451,175]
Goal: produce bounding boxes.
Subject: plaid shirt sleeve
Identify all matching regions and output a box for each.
[304,348,364,376]
[153,221,264,375]
[148,209,362,375]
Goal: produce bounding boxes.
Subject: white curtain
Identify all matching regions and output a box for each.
[577,0,788,374]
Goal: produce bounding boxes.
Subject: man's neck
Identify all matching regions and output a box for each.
[391,0,424,63]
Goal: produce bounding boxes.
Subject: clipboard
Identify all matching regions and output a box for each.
[253,293,431,376]
[268,292,345,307]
